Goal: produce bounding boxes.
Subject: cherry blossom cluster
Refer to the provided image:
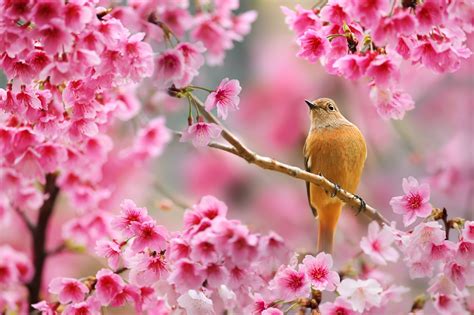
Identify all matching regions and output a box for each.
[0,0,173,217]
[33,196,293,314]
[0,245,33,311]
[282,0,472,119]
[360,176,474,314]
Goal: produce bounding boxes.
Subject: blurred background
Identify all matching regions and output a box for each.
[1,0,473,313]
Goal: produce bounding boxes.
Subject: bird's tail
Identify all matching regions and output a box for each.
[316,203,343,254]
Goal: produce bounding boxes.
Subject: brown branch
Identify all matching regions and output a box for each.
[186,93,389,225]
[28,173,60,309]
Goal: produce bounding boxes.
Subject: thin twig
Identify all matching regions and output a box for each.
[186,93,389,225]
[154,181,191,210]
[47,243,67,257]
[173,130,239,155]
[13,207,34,233]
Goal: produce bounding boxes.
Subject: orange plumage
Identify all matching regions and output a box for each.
[304,98,367,253]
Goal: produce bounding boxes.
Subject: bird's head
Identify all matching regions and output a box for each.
[305,98,347,127]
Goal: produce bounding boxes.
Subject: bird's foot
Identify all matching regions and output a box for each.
[331,184,341,197]
[354,195,366,215]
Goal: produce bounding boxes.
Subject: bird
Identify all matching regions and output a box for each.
[303,98,367,254]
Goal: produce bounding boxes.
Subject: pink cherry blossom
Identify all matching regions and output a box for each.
[333,54,369,80]
[194,195,228,220]
[319,297,359,315]
[272,266,308,300]
[180,120,222,147]
[280,5,321,36]
[128,252,168,286]
[296,29,329,63]
[130,220,168,253]
[155,49,185,85]
[48,277,89,304]
[360,221,399,265]
[443,260,474,290]
[337,278,382,312]
[433,294,468,315]
[191,16,233,65]
[95,240,122,270]
[366,55,399,87]
[62,297,101,315]
[390,176,432,226]
[95,269,125,305]
[111,199,149,237]
[204,78,241,120]
[462,221,474,241]
[168,259,206,292]
[177,290,214,315]
[299,253,339,291]
[131,117,171,159]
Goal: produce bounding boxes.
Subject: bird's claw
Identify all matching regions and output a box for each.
[331,184,341,197]
[354,195,366,215]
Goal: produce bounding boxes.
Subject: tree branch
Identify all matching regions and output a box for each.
[28,173,60,309]
[185,92,389,225]
[13,207,34,233]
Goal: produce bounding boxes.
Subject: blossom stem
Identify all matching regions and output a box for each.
[187,85,214,93]
[182,92,389,225]
[154,180,191,210]
[13,207,34,233]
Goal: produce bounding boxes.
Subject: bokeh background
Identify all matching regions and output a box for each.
[1,0,473,313]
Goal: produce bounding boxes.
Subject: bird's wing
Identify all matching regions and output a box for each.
[304,154,318,218]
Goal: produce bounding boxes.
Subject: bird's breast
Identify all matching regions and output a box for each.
[305,124,367,195]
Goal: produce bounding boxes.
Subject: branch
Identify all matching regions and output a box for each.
[13,207,34,233]
[186,93,389,225]
[28,173,60,309]
[154,180,192,210]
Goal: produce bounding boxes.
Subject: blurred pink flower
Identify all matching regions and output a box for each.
[177,290,214,315]
[205,78,241,120]
[299,253,340,291]
[49,277,89,304]
[95,269,125,305]
[360,221,399,265]
[62,297,101,315]
[130,117,171,160]
[433,294,468,315]
[337,278,382,312]
[462,221,474,241]
[319,297,359,315]
[272,266,308,300]
[347,0,390,26]
[369,85,415,120]
[168,259,206,292]
[262,307,284,315]
[155,49,185,85]
[390,176,432,226]
[280,5,321,36]
[296,29,329,63]
[443,259,474,290]
[180,120,222,147]
[32,301,57,314]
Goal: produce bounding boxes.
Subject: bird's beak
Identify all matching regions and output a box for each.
[305,99,316,110]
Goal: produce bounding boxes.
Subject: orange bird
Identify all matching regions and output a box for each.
[303,98,367,254]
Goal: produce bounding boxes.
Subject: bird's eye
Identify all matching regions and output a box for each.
[328,104,335,111]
